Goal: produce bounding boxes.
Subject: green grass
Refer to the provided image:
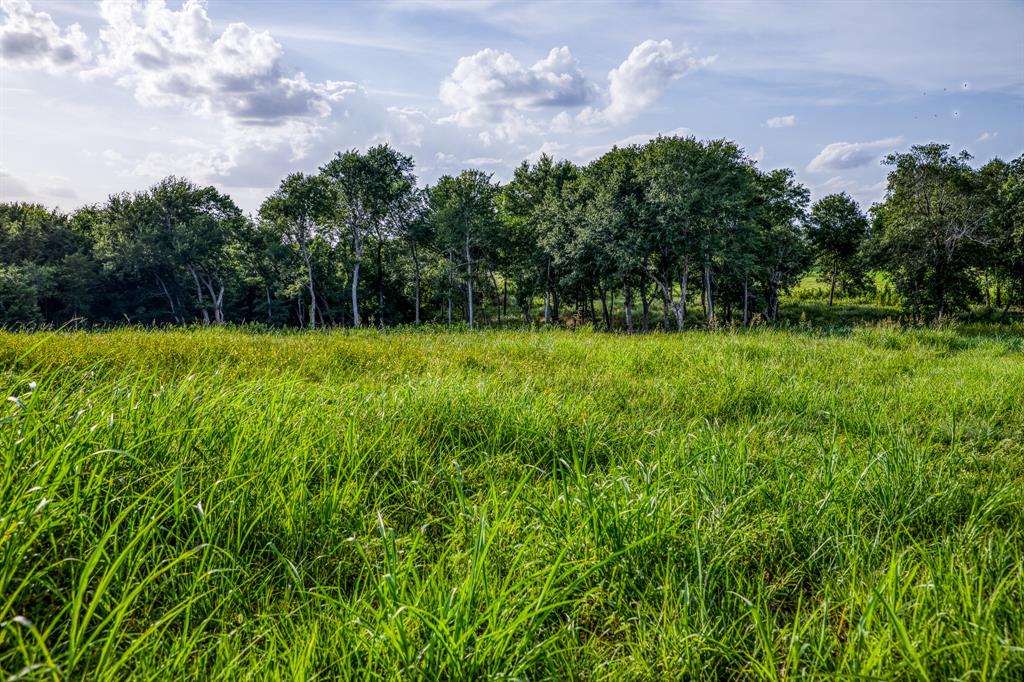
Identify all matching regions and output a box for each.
[2,325,1023,680]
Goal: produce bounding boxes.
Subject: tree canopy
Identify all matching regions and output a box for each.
[2,138,1020,329]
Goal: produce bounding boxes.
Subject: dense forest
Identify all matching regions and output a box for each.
[2,139,1021,330]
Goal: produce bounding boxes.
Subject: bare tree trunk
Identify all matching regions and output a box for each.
[543,257,552,324]
[678,256,689,331]
[299,234,318,329]
[155,274,180,324]
[624,284,634,334]
[351,229,362,328]
[598,284,610,330]
[411,243,421,325]
[376,238,385,327]
[704,258,715,328]
[188,266,210,325]
[465,233,474,329]
[829,261,838,306]
[489,268,501,323]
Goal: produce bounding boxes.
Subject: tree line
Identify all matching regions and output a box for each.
[1,138,1021,330]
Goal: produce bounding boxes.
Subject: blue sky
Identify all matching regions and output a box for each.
[1,0,1021,213]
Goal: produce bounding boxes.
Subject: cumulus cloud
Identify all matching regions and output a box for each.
[0,0,90,72]
[766,115,796,128]
[750,146,766,162]
[977,131,998,142]
[440,46,593,142]
[806,137,903,172]
[582,40,714,126]
[83,0,360,162]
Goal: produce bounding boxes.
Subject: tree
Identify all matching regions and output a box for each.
[871,144,990,322]
[754,169,811,322]
[500,154,578,324]
[94,177,245,325]
[259,173,335,329]
[429,170,499,328]
[807,193,869,305]
[641,135,704,330]
[320,144,416,327]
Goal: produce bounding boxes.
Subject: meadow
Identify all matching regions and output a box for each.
[2,324,1023,680]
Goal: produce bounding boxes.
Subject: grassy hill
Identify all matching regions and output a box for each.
[2,326,1023,679]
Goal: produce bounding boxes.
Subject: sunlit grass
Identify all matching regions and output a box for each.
[2,326,1023,679]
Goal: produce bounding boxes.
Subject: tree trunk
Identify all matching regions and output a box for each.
[465,233,474,329]
[376,238,385,327]
[502,279,508,318]
[411,243,421,325]
[598,284,610,330]
[678,256,689,331]
[640,278,651,333]
[188,266,210,325]
[704,259,714,328]
[624,284,634,334]
[829,261,838,306]
[489,268,501,323]
[155,274,181,324]
[544,257,552,324]
[351,230,362,328]
[447,250,453,326]
[265,287,273,325]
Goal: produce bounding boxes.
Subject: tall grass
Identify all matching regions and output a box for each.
[1,326,1022,679]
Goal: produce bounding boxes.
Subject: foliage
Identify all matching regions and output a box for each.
[1,141,1020,329]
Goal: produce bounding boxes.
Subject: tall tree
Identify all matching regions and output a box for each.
[807,192,869,305]
[429,170,499,329]
[258,173,335,329]
[320,144,416,327]
[95,177,245,325]
[871,144,990,322]
[755,168,811,322]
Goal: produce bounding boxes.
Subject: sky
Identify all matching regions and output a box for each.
[1,0,1022,214]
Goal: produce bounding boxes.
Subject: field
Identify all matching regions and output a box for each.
[2,325,1024,680]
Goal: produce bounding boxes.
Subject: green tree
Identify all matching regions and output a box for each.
[871,144,990,322]
[320,144,416,327]
[807,192,869,305]
[258,173,335,328]
[428,170,499,328]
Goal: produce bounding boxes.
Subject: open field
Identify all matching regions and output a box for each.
[2,326,1024,679]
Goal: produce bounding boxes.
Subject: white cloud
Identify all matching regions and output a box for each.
[976,131,998,142]
[806,137,903,172]
[84,0,360,162]
[0,0,91,72]
[581,40,714,126]
[750,145,765,162]
[766,115,796,128]
[440,46,593,141]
